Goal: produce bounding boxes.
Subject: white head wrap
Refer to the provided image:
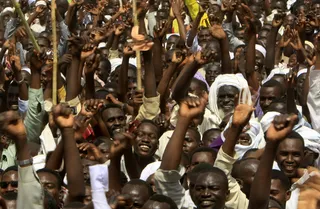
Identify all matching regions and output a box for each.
[110,58,137,72]
[262,67,290,84]
[255,44,266,58]
[297,68,308,77]
[208,73,252,125]
[221,118,265,159]
[35,0,47,7]
[0,7,14,16]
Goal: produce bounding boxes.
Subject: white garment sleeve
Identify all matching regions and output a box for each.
[89,164,111,209]
[307,70,320,133]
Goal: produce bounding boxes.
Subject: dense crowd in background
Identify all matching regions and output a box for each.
[0,0,320,208]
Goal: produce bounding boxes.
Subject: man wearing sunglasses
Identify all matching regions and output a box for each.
[0,166,18,194]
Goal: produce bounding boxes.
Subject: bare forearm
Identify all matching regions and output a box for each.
[187,13,203,47]
[175,15,186,41]
[124,150,141,179]
[171,60,200,102]
[109,156,122,192]
[45,141,64,170]
[221,125,242,157]
[287,87,298,114]
[85,72,95,100]
[152,38,163,83]
[143,51,157,98]
[265,27,279,75]
[160,118,190,170]
[62,128,85,201]
[220,38,232,74]
[111,35,120,50]
[66,57,81,101]
[248,142,278,209]
[119,56,130,102]
[246,34,259,91]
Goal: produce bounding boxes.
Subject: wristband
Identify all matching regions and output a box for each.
[17,158,33,166]
[14,77,24,84]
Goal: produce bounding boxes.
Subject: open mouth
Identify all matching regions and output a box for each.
[200,200,215,208]
[139,144,151,152]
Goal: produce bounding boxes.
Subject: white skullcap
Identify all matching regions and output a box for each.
[297,68,308,77]
[22,66,31,74]
[110,58,137,72]
[255,44,266,58]
[1,7,14,16]
[98,42,107,49]
[305,41,314,49]
[35,0,47,7]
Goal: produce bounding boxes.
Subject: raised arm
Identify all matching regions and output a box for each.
[243,4,259,91]
[186,10,205,48]
[0,111,44,209]
[248,114,297,209]
[53,104,85,202]
[161,96,206,170]
[265,14,284,76]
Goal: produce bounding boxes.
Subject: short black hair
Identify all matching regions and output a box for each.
[100,103,122,115]
[2,166,18,181]
[189,147,217,164]
[271,170,291,191]
[202,128,221,140]
[37,168,62,190]
[187,127,201,143]
[139,119,161,138]
[286,131,305,148]
[231,158,260,178]
[242,148,259,159]
[191,78,209,93]
[149,194,178,209]
[124,179,154,196]
[262,79,285,96]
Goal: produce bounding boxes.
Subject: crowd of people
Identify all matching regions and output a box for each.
[0,0,320,208]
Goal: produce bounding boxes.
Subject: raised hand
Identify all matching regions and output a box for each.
[106,94,123,106]
[58,54,73,66]
[110,194,134,209]
[123,45,135,57]
[52,104,74,129]
[109,133,134,158]
[179,96,207,120]
[210,24,227,40]
[78,142,107,163]
[30,49,47,70]
[194,46,217,65]
[273,13,285,28]
[0,111,26,139]
[81,43,97,61]
[10,55,22,73]
[266,114,297,142]
[115,24,125,36]
[80,99,104,118]
[290,30,303,50]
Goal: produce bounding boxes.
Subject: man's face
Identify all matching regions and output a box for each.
[272,1,286,13]
[37,172,60,203]
[237,160,259,198]
[84,185,92,205]
[296,74,307,97]
[102,108,126,137]
[235,29,245,42]
[258,30,269,47]
[198,29,212,45]
[217,85,239,115]
[97,61,111,83]
[260,86,282,113]
[250,5,261,19]
[202,130,221,147]
[81,159,98,183]
[142,200,171,209]
[255,51,265,69]
[276,138,304,178]
[183,129,200,155]
[7,84,19,110]
[270,179,290,207]
[134,123,159,158]
[284,15,295,28]
[38,38,49,51]
[192,172,228,209]
[166,36,179,51]
[205,64,221,86]
[189,152,216,171]
[122,184,150,209]
[313,3,320,16]
[0,171,18,194]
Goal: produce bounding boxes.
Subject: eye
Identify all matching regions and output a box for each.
[107,118,115,123]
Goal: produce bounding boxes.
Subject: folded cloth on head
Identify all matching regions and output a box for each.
[221,117,265,159]
[262,67,290,84]
[35,0,47,7]
[194,72,209,91]
[297,68,308,77]
[208,73,252,126]
[110,58,137,73]
[255,44,266,58]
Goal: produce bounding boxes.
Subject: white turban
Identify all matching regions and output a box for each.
[255,44,266,58]
[262,67,290,85]
[208,73,252,126]
[110,58,137,73]
[297,68,308,77]
[221,117,265,159]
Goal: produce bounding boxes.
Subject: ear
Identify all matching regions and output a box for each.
[285,190,291,201]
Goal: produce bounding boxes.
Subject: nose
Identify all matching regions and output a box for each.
[141,135,150,143]
[201,188,211,197]
[7,184,14,192]
[286,155,294,163]
[114,118,121,126]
